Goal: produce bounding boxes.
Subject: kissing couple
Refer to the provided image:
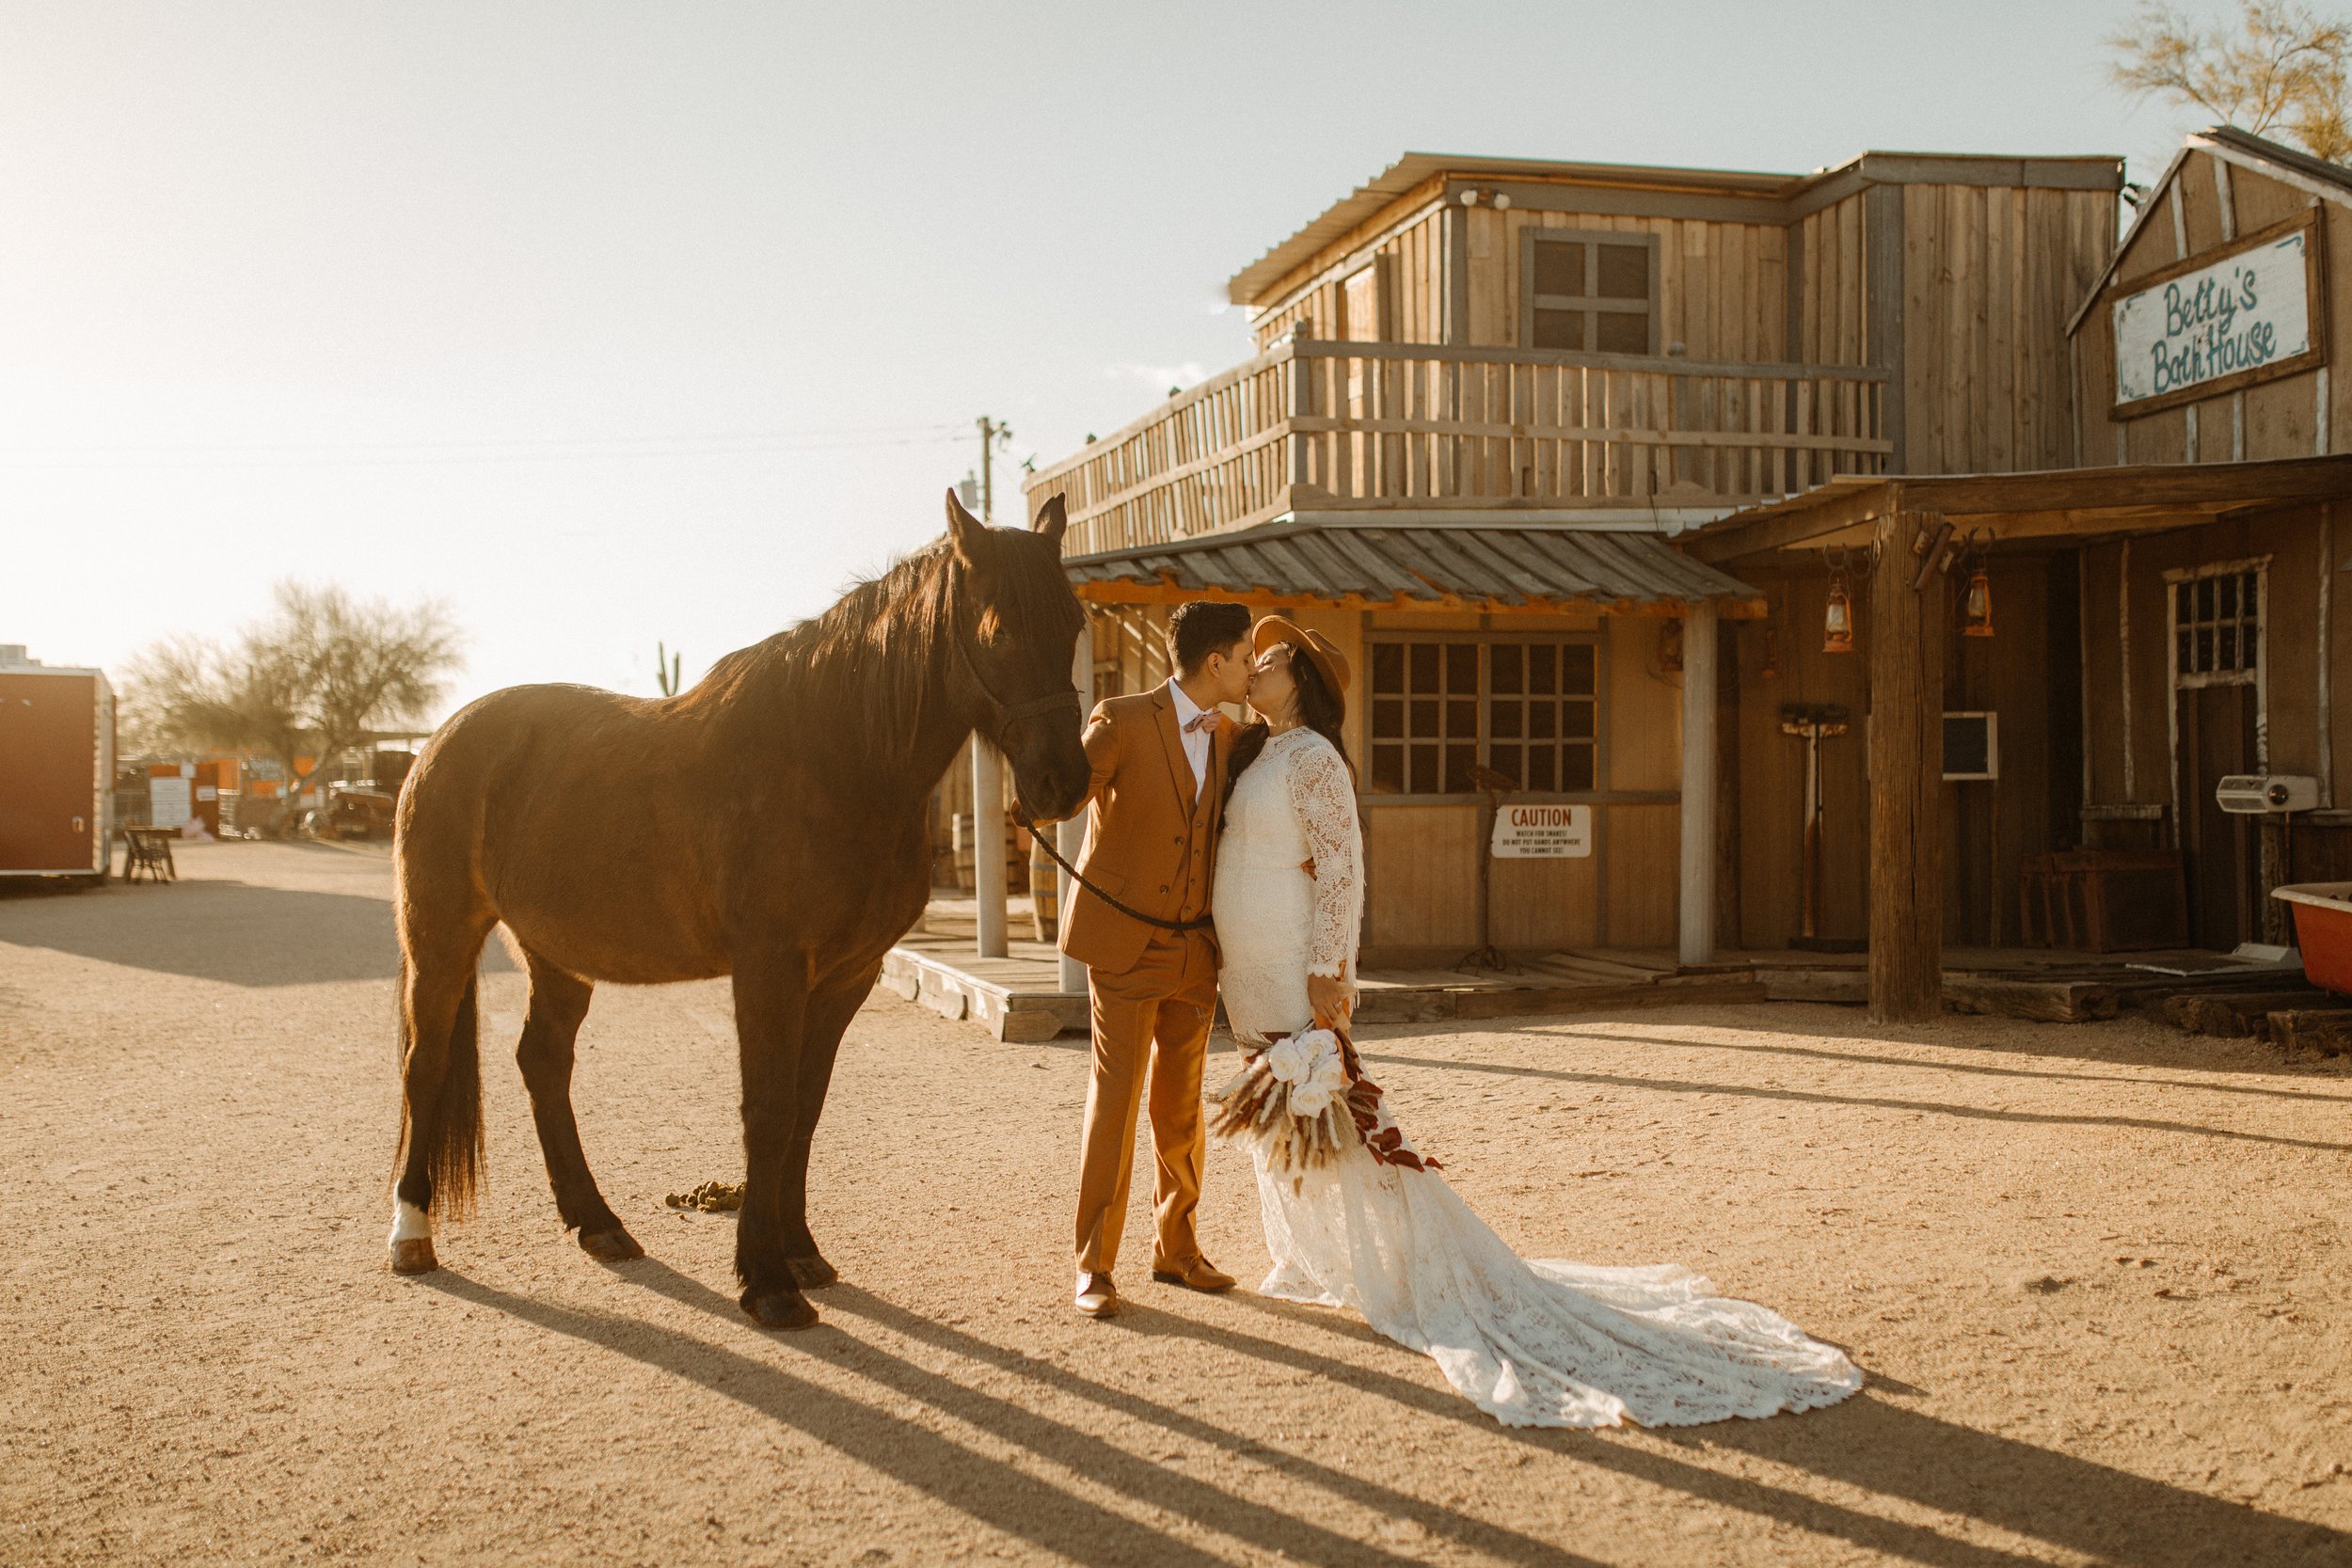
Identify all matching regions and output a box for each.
[1041,600,1862,1429]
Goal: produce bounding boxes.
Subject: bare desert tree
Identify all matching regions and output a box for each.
[2108,0,2352,161]
[119,581,462,833]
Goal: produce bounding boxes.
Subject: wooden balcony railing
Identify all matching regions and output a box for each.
[1025,330,1892,558]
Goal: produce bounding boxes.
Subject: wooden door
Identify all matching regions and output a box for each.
[2175,683,2260,950]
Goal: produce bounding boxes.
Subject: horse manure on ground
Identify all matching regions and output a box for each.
[664,1180,745,1212]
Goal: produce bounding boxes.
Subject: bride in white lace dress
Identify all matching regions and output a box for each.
[1207,617,1862,1430]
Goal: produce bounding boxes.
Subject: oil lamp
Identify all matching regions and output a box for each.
[1822,572,1854,654]
[1962,530,1994,638]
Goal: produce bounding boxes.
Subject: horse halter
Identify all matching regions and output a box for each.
[958,636,1080,746]
[944,567,1081,749]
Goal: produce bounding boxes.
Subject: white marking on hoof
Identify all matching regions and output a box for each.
[389,1199,432,1247]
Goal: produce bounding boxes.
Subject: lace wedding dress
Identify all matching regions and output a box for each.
[1207,725,1862,1429]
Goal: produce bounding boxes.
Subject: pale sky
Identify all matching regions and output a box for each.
[3,0,2209,713]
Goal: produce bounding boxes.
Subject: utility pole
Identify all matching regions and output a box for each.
[976,416,1011,523]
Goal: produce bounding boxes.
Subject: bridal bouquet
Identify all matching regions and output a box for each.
[1208,1026,1441,1181]
[1207,1026,1364,1174]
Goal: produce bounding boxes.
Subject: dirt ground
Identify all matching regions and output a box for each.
[4,839,2350,1567]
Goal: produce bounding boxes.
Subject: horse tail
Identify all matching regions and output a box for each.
[393,956,485,1222]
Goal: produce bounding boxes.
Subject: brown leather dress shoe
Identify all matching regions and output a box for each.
[1152,1256,1237,1292]
[1074,1272,1120,1318]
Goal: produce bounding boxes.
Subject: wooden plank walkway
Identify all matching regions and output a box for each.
[883,898,1760,1041]
[884,897,2310,1039]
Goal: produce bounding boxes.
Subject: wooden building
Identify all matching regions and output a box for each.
[1691,128,2352,1017]
[1024,148,2122,972]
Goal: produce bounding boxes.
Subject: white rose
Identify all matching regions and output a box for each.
[1303,1049,1349,1103]
[1265,1036,1313,1084]
[1290,1083,1333,1117]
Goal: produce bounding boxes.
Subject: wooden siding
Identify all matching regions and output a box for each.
[1791,192,1871,367]
[1253,207,1447,351]
[1902,185,2115,473]
[1340,610,1691,952]
[2077,501,2347,817]
[1729,566,1871,948]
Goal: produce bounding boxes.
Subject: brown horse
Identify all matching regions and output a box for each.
[387,491,1088,1329]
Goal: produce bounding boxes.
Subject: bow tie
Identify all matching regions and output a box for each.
[1185,711,1219,734]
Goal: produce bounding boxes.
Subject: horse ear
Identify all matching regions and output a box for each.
[945,488,984,562]
[1033,493,1068,545]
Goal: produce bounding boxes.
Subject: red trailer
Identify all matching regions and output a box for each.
[0,647,115,882]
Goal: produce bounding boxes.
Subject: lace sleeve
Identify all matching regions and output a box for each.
[1290,738,1362,979]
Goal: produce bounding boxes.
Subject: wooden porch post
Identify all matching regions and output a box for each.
[1868,508,1946,1021]
[972,739,1008,959]
[1678,599,1719,966]
[1057,623,1092,994]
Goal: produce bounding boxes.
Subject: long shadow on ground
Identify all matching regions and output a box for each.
[425,1263,1596,1568]
[0,877,401,987]
[0,869,516,987]
[438,1257,2348,1568]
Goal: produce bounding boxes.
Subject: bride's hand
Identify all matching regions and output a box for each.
[1308,972,1352,1031]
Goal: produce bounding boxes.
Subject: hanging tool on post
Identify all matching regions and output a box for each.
[1779,703,1856,953]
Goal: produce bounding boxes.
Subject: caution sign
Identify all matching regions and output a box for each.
[1490,803,1591,859]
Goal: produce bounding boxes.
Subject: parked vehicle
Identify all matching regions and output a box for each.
[0,646,113,884]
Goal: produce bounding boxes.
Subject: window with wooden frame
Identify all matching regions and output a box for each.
[1367,637,1601,797]
[1520,230,1660,356]
[2170,561,2265,683]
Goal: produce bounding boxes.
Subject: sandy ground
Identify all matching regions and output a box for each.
[4,840,2351,1568]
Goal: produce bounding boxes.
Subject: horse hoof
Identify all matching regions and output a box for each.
[741,1288,819,1331]
[787,1254,839,1289]
[390,1238,439,1275]
[579,1227,645,1262]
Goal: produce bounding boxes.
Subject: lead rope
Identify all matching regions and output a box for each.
[1023,820,1215,934]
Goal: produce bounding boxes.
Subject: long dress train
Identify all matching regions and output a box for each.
[1207,725,1862,1429]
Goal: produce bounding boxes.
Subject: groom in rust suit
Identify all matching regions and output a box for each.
[1052,600,1255,1318]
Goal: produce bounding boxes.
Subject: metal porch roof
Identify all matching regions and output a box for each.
[1062,520,1763,615]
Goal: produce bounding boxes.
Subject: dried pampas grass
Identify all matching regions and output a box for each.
[1208,1053,1357,1179]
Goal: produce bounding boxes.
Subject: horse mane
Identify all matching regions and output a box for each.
[675,529,1075,782]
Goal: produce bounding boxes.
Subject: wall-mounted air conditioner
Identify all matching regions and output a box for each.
[2216,774,2320,814]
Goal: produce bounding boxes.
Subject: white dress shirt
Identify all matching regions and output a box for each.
[1166,678,1214,801]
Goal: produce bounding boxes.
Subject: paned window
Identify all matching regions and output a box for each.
[2173,566,2262,679]
[1523,231,1658,356]
[1368,638,1600,796]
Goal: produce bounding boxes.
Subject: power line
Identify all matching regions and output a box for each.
[0,421,984,470]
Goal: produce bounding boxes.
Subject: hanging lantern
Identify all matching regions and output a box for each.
[1822,575,1854,654]
[1760,622,1782,679]
[1962,529,1994,638]
[1963,567,1994,638]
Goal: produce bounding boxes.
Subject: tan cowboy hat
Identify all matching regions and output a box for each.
[1252,615,1351,697]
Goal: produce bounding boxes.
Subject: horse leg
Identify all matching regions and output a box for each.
[731,944,817,1329]
[389,920,494,1275]
[513,949,641,1262]
[778,961,880,1290]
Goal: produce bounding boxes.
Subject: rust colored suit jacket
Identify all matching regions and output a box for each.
[1053,684,1232,975]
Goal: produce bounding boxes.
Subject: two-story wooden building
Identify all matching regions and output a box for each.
[1025,147,2122,979]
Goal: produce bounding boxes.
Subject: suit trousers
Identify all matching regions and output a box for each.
[1074,926,1218,1275]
